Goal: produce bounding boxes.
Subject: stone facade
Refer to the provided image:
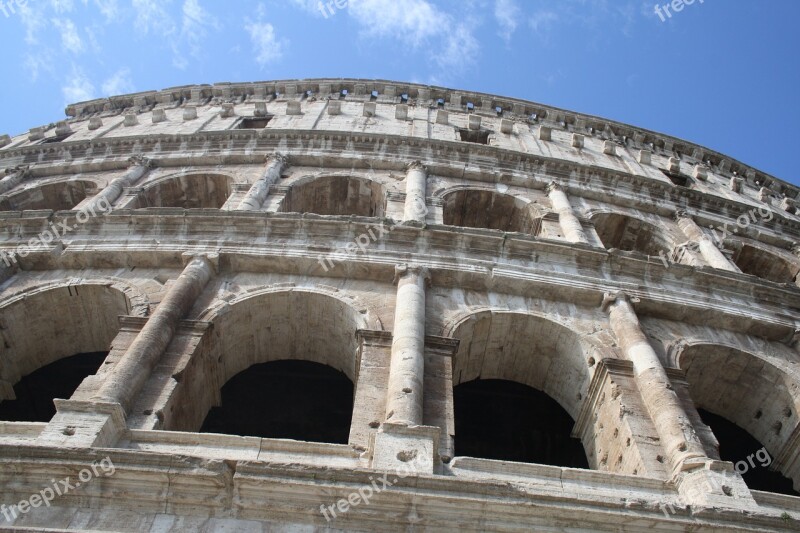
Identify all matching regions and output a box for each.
[0,79,799,531]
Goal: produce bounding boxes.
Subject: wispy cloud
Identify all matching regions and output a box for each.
[494,0,521,42]
[51,18,85,54]
[101,68,135,96]
[245,20,284,67]
[62,65,95,104]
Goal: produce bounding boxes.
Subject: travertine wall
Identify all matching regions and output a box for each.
[0,79,799,531]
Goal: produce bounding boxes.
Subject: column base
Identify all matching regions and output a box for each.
[370,423,440,475]
[36,400,126,448]
[674,459,759,512]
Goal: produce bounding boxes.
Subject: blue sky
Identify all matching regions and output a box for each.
[0,0,798,185]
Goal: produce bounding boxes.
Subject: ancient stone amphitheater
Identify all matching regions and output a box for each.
[0,78,800,531]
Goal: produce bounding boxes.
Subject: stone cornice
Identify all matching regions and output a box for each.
[51,78,793,199]
[0,128,797,242]
[1,211,796,339]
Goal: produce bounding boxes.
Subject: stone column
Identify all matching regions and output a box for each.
[403,161,428,225]
[94,254,215,410]
[236,154,287,211]
[675,211,738,272]
[0,166,28,195]
[602,292,707,475]
[84,156,151,211]
[546,182,589,244]
[385,264,429,426]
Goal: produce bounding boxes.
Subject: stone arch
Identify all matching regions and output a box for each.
[279,174,386,217]
[131,172,234,209]
[676,342,800,488]
[445,309,595,419]
[441,187,542,234]
[168,287,373,435]
[0,280,137,406]
[730,241,800,284]
[590,211,674,256]
[0,179,98,211]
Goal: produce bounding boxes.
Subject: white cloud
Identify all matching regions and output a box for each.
[529,10,559,34]
[62,66,95,104]
[181,0,220,57]
[244,20,284,67]
[51,18,85,54]
[101,68,135,96]
[132,0,176,36]
[349,0,440,47]
[50,0,75,13]
[88,0,120,20]
[494,0,520,42]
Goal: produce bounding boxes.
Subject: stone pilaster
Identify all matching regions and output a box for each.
[84,156,151,211]
[0,166,28,195]
[93,254,215,411]
[384,264,429,426]
[602,292,707,474]
[546,182,589,244]
[403,161,428,226]
[675,211,739,272]
[236,154,287,211]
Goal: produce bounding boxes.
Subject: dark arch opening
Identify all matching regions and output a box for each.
[0,352,107,422]
[592,213,671,256]
[443,190,540,234]
[0,180,95,211]
[280,176,385,217]
[134,174,233,209]
[698,409,798,496]
[200,360,354,444]
[731,244,798,284]
[453,378,588,468]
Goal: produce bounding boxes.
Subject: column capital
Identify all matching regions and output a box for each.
[545,181,564,195]
[601,290,640,313]
[5,165,30,178]
[393,264,431,286]
[673,209,692,222]
[405,160,427,173]
[265,152,289,168]
[181,251,219,274]
[128,155,153,169]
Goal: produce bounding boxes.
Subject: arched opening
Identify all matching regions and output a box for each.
[165,290,368,437]
[443,190,540,234]
[679,344,800,491]
[200,360,353,443]
[133,174,233,209]
[0,180,95,211]
[449,311,590,467]
[731,244,798,284]
[0,352,107,422]
[454,379,588,467]
[280,176,385,217]
[0,283,131,419]
[698,409,797,496]
[592,213,671,256]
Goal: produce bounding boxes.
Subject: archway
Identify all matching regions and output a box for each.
[454,378,588,467]
[443,189,540,234]
[0,180,95,211]
[200,360,353,443]
[133,173,233,209]
[280,176,385,217]
[448,311,591,466]
[591,213,672,256]
[732,244,799,284]
[698,409,797,496]
[679,344,800,490]
[166,289,369,437]
[0,283,131,419]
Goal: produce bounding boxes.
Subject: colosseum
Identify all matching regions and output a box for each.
[0,78,799,531]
